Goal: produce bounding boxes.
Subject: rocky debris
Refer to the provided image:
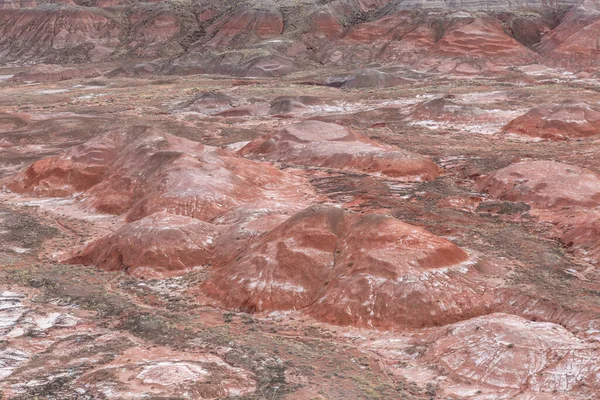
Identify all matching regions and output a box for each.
[324,69,410,89]
[503,102,600,140]
[203,206,486,328]
[479,160,600,264]
[9,63,100,82]
[240,120,439,180]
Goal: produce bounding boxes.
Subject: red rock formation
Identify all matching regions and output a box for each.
[203,206,484,328]
[537,6,600,69]
[503,103,600,140]
[0,7,121,63]
[128,10,181,56]
[205,9,284,48]
[308,11,343,40]
[239,121,440,180]
[9,64,100,82]
[7,133,118,197]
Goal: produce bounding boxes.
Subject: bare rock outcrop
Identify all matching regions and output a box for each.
[503,103,600,140]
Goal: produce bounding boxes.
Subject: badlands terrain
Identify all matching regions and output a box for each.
[2,0,600,399]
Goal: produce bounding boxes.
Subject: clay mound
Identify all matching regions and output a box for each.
[7,133,118,197]
[536,6,600,68]
[477,161,600,210]
[0,7,121,63]
[429,313,599,393]
[324,69,409,89]
[181,91,235,114]
[8,126,311,222]
[412,95,482,122]
[559,210,600,264]
[9,64,101,82]
[268,96,320,115]
[70,212,223,278]
[479,161,600,264]
[239,121,440,180]
[503,103,600,140]
[203,206,485,328]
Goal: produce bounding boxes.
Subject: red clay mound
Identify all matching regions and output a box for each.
[477,161,600,210]
[69,212,227,278]
[239,121,440,180]
[9,64,101,82]
[203,206,484,328]
[428,313,600,394]
[479,161,600,264]
[7,133,119,197]
[537,6,600,69]
[8,126,311,222]
[503,103,600,140]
